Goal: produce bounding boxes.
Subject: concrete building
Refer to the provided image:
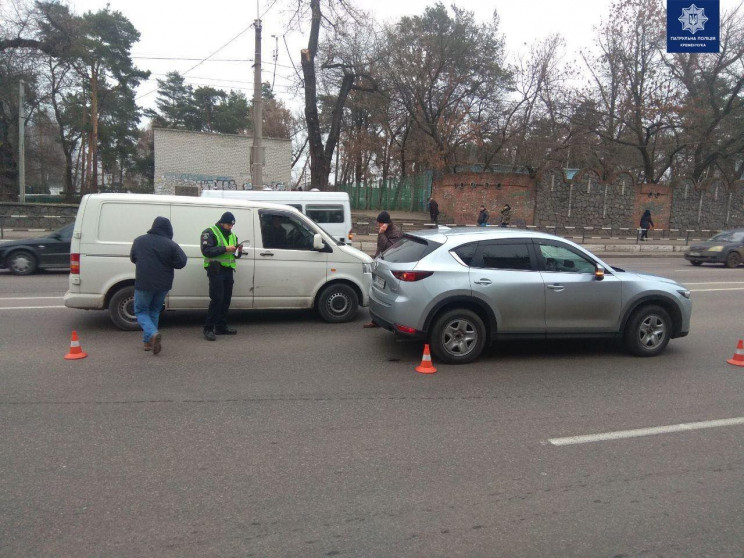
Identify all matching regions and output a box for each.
[154,128,292,196]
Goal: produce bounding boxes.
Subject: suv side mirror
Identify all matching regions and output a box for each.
[594,264,605,281]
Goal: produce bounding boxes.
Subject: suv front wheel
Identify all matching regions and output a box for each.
[623,304,671,356]
[430,309,486,364]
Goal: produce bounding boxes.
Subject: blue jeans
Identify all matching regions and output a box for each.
[134,289,168,343]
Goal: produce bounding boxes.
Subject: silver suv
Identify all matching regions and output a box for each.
[369,228,692,364]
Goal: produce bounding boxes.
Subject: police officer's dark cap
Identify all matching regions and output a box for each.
[220,212,236,225]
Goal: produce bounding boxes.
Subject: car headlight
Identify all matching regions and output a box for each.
[707,245,724,252]
[363,262,372,274]
[678,289,691,299]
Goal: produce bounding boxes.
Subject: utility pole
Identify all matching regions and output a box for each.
[251,19,263,190]
[18,80,26,203]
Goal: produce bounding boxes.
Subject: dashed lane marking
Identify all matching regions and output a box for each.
[549,417,744,446]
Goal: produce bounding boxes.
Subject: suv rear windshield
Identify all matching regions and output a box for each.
[381,235,441,263]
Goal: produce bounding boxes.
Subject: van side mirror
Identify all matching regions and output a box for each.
[313,233,324,250]
[594,264,605,280]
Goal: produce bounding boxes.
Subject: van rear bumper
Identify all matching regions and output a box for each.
[64,292,105,309]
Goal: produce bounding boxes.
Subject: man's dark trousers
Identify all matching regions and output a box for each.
[205,266,234,331]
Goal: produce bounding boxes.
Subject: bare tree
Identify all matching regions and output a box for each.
[579,0,684,183]
[663,2,744,183]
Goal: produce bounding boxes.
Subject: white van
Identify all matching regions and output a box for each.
[64,193,373,330]
[200,190,353,245]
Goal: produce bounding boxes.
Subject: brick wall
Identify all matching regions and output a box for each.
[432,172,536,225]
[154,128,292,196]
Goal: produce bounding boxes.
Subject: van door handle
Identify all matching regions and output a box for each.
[473,279,492,286]
[260,251,274,257]
[547,284,564,292]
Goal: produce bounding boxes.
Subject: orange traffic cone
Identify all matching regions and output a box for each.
[415,344,437,374]
[727,339,744,367]
[64,330,88,360]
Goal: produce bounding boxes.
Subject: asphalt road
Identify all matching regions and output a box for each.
[1,258,743,557]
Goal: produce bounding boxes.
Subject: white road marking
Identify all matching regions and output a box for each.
[549,417,744,446]
[0,305,66,310]
[0,296,63,300]
[683,282,744,285]
[690,287,744,292]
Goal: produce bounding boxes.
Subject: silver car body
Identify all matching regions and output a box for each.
[369,227,691,363]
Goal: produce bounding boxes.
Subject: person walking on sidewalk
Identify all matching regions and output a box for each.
[201,212,244,341]
[499,203,512,227]
[428,197,440,224]
[639,209,654,241]
[130,216,187,355]
[477,205,489,227]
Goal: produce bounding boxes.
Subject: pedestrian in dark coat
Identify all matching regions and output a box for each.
[640,209,654,241]
[363,211,403,329]
[428,197,440,224]
[373,211,403,258]
[130,216,188,354]
[477,205,489,226]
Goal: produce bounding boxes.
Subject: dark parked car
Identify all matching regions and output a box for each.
[684,229,744,268]
[0,223,73,275]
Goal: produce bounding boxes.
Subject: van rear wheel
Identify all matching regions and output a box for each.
[109,286,139,331]
[317,283,358,323]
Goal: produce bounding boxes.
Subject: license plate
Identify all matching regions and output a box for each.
[373,275,386,289]
[688,251,700,257]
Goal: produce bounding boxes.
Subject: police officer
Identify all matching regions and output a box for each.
[201,212,243,341]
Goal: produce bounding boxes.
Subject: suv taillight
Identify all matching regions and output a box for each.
[348,230,354,241]
[392,271,433,282]
[70,253,80,274]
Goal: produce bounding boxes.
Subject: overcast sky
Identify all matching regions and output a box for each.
[67,0,738,112]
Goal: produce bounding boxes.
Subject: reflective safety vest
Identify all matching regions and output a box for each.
[203,225,237,269]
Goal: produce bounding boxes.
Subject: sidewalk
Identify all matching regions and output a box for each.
[348,210,691,258]
[0,219,691,259]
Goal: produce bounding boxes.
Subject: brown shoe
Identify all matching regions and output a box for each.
[144,341,152,351]
[362,321,380,328]
[151,332,162,355]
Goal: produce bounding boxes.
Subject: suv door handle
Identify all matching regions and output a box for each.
[260,251,274,257]
[473,279,492,286]
[547,283,564,291]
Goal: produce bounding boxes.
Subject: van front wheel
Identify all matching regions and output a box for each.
[317,284,358,323]
[109,286,139,331]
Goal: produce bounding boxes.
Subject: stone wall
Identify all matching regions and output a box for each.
[154,128,292,196]
[670,179,744,230]
[432,168,744,230]
[0,202,78,230]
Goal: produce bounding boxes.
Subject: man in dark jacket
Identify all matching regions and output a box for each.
[364,211,404,328]
[201,212,243,341]
[428,197,440,224]
[477,205,489,226]
[373,211,403,258]
[130,216,188,355]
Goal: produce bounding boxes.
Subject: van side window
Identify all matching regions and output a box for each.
[306,205,344,224]
[260,211,316,251]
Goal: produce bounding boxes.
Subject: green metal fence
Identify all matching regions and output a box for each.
[338,172,433,212]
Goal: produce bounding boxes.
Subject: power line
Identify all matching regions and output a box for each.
[135,24,253,101]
